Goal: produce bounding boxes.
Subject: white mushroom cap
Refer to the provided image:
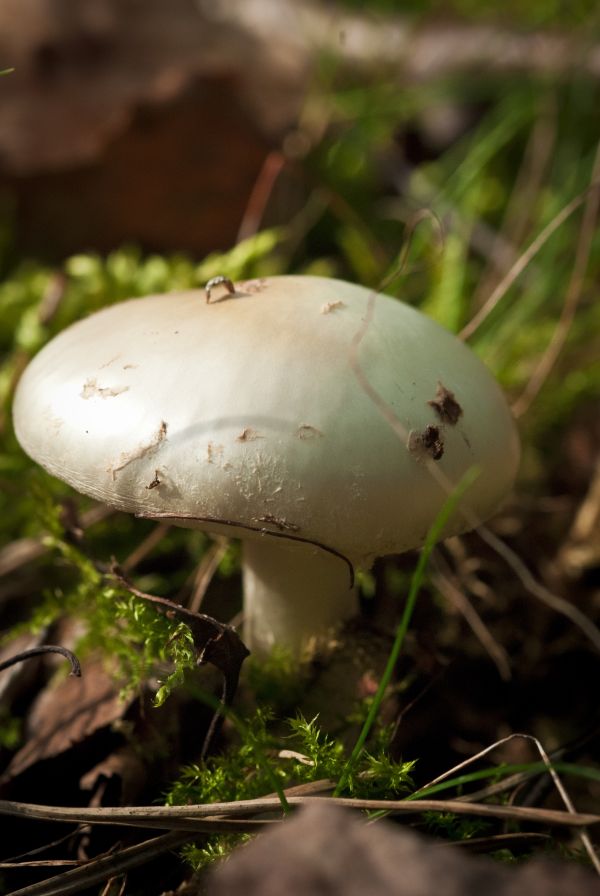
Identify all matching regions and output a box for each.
[13,275,519,655]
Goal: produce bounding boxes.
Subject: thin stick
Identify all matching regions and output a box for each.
[121,524,171,574]
[512,142,600,416]
[0,796,598,829]
[188,537,229,614]
[0,504,112,579]
[430,559,511,681]
[459,184,597,341]
[413,732,600,874]
[0,646,81,677]
[477,524,600,652]
[4,831,192,896]
[236,151,285,243]
[471,102,556,309]
[0,861,81,868]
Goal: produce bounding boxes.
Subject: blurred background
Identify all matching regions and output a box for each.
[0,0,600,891]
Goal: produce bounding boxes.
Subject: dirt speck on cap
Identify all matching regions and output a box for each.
[207,442,224,464]
[320,300,346,314]
[236,428,262,442]
[81,378,129,400]
[428,382,463,426]
[408,424,444,461]
[237,278,268,294]
[99,355,120,370]
[296,424,323,440]
[146,469,161,490]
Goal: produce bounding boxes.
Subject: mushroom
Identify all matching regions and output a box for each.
[12,276,519,658]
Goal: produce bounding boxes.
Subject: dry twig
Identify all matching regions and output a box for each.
[1,795,598,830]
[430,551,511,681]
[512,142,600,416]
[459,184,597,341]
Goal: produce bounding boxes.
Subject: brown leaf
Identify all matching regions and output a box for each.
[79,746,146,806]
[2,656,129,782]
[209,803,600,896]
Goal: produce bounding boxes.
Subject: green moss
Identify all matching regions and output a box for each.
[165,708,416,870]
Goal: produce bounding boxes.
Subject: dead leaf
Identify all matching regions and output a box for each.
[209,803,600,896]
[80,746,146,806]
[2,656,129,783]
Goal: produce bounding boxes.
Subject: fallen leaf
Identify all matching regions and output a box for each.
[2,655,129,783]
[209,803,600,896]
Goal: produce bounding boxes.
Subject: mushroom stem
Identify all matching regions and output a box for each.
[242,538,357,658]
